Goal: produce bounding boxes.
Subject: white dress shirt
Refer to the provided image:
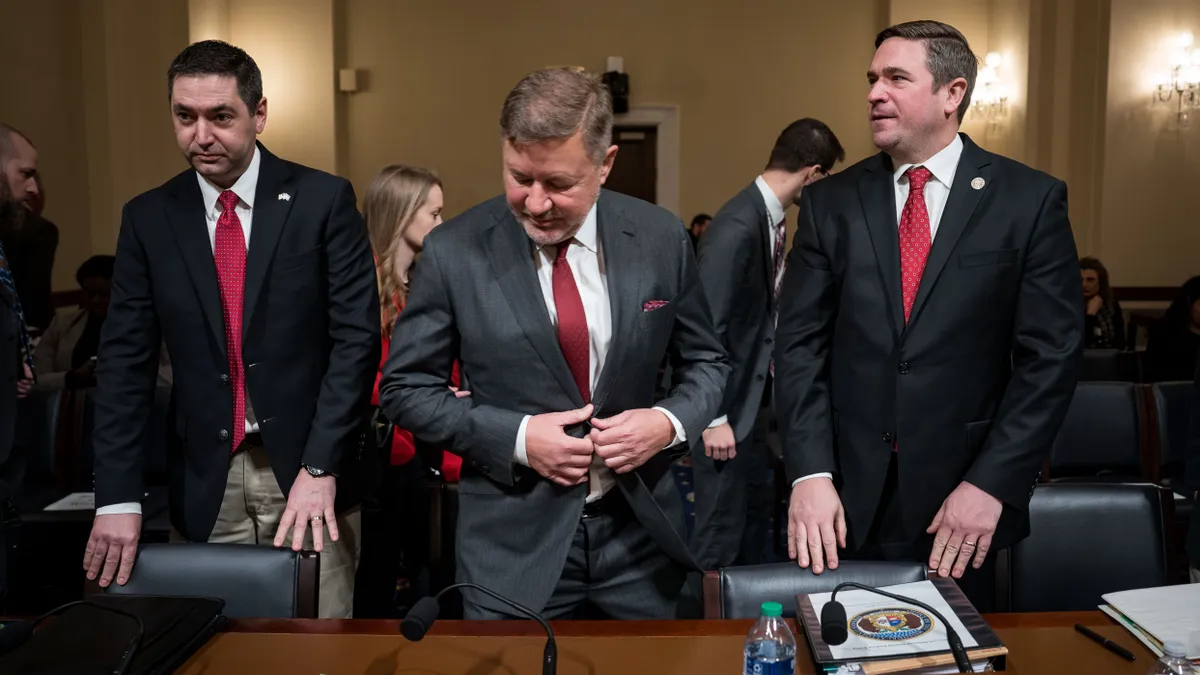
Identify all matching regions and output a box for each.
[792,135,964,488]
[96,148,264,517]
[512,203,687,503]
[707,176,786,431]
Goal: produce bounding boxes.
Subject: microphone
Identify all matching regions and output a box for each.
[819,582,972,674]
[401,582,556,675]
[0,621,34,657]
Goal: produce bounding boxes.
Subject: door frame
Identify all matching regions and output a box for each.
[614,105,680,217]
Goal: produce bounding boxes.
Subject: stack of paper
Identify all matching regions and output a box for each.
[1099,584,1200,665]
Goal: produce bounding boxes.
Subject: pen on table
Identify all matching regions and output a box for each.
[1074,623,1135,661]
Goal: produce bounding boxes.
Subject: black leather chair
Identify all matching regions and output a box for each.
[1151,381,1197,484]
[702,561,928,619]
[96,543,320,618]
[999,483,1172,612]
[1049,382,1146,481]
[1078,349,1139,382]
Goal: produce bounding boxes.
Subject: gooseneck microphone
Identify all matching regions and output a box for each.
[401,582,556,675]
[819,582,972,673]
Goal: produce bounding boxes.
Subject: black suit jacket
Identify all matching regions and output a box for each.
[0,214,58,331]
[93,144,381,541]
[1186,346,1200,564]
[696,182,776,441]
[378,190,728,613]
[774,134,1084,550]
[0,296,22,486]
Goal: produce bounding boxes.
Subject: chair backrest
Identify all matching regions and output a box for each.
[703,561,929,619]
[1001,483,1171,612]
[1079,349,1138,382]
[1150,381,1197,482]
[1050,382,1146,479]
[97,543,319,618]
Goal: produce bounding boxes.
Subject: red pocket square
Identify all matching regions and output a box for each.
[643,300,669,312]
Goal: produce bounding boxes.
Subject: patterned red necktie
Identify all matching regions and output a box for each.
[214,190,247,452]
[552,241,590,404]
[769,216,786,376]
[899,166,933,323]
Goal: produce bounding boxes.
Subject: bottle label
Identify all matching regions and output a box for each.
[744,656,795,675]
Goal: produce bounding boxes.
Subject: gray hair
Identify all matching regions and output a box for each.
[499,68,613,165]
[875,20,978,123]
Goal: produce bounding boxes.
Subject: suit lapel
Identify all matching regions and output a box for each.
[243,146,295,335]
[748,185,774,307]
[486,209,584,406]
[165,172,227,355]
[859,153,905,335]
[907,135,991,331]
[591,194,641,410]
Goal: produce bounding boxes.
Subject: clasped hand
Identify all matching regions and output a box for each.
[524,404,674,486]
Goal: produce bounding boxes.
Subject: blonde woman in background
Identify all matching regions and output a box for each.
[356,164,460,617]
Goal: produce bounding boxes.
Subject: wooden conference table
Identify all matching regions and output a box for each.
[176,611,1154,674]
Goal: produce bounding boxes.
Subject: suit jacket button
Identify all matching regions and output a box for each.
[882,432,894,443]
[219,429,230,441]
[765,337,774,345]
[756,374,765,381]
[479,464,490,475]
[220,374,230,385]
[898,362,910,374]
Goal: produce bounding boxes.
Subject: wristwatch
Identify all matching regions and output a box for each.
[302,464,335,478]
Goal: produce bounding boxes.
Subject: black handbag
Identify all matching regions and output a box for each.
[332,407,391,512]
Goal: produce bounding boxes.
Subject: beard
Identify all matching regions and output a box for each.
[0,181,26,234]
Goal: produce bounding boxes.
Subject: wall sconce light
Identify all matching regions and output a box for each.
[972,52,1008,131]
[1153,32,1200,128]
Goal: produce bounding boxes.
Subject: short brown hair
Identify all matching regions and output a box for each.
[499,68,613,165]
[875,20,978,123]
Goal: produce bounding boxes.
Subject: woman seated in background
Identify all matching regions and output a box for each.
[1145,275,1200,382]
[1080,256,1125,350]
[33,255,114,390]
[356,164,462,617]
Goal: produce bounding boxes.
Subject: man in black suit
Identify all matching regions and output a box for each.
[379,68,727,620]
[0,126,58,332]
[82,40,380,618]
[690,119,843,569]
[0,171,38,608]
[774,20,1083,610]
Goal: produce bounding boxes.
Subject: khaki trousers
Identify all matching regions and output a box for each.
[174,444,361,618]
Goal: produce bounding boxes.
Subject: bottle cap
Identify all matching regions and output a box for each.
[761,602,783,617]
[1163,639,1188,657]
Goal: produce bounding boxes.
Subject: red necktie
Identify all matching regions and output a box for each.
[899,166,933,323]
[215,190,247,452]
[552,242,590,404]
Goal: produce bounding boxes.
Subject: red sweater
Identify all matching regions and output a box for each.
[372,333,462,482]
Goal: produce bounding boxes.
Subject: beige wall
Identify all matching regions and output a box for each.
[1100,0,1200,287]
[340,0,882,222]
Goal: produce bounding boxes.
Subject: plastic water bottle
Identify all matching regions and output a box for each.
[744,601,796,675]
[1145,639,1193,675]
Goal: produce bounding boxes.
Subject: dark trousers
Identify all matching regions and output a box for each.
[690,404,773,569]
[464,491,687,620]
[353,456,430,618]
[844,453,998,613]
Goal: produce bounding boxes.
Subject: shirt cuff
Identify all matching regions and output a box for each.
[707,415,729,429]
[790,472,833,488]
[96,502,142,516]
[653,406,687,448]
[513,414,532,466]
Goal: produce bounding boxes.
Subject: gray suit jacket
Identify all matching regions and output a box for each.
[696,182,776,442]
[379,190,728,613]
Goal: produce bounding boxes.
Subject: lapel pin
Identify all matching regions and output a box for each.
[278,193,291,201]
[970,177,985,190]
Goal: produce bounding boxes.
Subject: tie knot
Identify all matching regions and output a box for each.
[218,190,239,212]
[907,166,932,192]
[554,240,572,262]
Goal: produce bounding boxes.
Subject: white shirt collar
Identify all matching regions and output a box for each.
[893,133,963,188]
[754,175,786,227]
[541,202,599,254]
[197,145,261,213]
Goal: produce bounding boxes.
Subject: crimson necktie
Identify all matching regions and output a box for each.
[552,241,590,404]
[899,166,933,323]
[214,190,247,452]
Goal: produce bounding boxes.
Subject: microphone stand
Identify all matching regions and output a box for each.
[401,581,556,675]
[824,582,972,673]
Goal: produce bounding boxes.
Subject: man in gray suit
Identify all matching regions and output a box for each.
[379,67,727,619]
[690,119,844,570]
